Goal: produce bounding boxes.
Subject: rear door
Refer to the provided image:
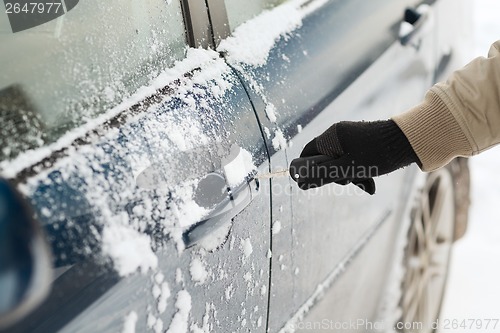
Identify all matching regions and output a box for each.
[0,1,271,332]
[214,0,436,330]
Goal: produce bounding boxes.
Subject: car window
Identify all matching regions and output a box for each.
[0,0,187,162]
[224,0,287,31]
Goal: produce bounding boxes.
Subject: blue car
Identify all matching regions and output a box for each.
[0,0,471,332]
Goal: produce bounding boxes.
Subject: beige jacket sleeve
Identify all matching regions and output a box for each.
[392,41,500,171]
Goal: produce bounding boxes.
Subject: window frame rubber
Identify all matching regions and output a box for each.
[180,0,213,48]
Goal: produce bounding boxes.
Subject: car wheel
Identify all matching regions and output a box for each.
[399,164,458,333]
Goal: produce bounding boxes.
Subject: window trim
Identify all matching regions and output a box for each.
[206,0,230,46]
[181,0,230,48]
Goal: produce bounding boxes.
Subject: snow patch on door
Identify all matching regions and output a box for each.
[222,145,256,187]
[102,221,158,276]
[121,311,138,333]
[167,290,192,333]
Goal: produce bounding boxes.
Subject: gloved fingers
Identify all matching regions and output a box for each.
[351,178,376,195]
[289,154,333,181]
[292,156,337,190]
[290,154,362,183]
[290,154,376,194]
[299,138,320,157]
[297,176,338,190]
[295,176,375,195]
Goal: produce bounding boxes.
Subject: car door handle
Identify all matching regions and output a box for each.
[183,173,259,248]
[399,7,430,46]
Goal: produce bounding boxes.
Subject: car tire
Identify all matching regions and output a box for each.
[398,158,470,333]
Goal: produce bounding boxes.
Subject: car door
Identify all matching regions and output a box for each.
[0,1,271,332]
[214,0,437,331]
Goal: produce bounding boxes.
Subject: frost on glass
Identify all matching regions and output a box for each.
[224,0,288,32]
[0,0,187,161]
[23,53,264,275]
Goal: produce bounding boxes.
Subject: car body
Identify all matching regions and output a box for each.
[0,0,472,332]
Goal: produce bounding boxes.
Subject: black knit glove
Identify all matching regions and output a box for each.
[289,120,420,194]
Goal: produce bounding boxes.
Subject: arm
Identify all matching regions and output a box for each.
[291,41,500,193]
[394,40,500,171]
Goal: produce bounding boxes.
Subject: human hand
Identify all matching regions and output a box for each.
[289,120,420,194]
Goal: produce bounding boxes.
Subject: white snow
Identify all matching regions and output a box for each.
[398,22,414,39]
[272,129,287,150]
[190,257,209,284]
[103,86,116,102]
[101,222,158,276]
[175,268,184,284]
[264,127,272,139]
[154,272,165,285]
[416,3,430,15]
[229,235,235,251]
[297,124,302,133]
[272,221,282,235]
[265,103,278,123]
[217,1,303,67]
[157,282,171,314]
[217,0,331,67]
[170,180,210,229]
[399,5,429,39]
[153,318,164,333]
[0,48,227,179]
[217,267,228,281]
[11,43,238,278]
[121,311,138,333]
[225,284,234,301]
[222,145,256,187]
[163,117,209,152]
[147,314,157,329]
[152,284,161,299]
[241,238,253,258]
[167,290,192,333]
[199,222,232,252]
[190,303,212,333]
[243,271,252,282]
[40,207,51,217]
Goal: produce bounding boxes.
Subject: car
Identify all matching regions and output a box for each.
[0,0,472,332]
